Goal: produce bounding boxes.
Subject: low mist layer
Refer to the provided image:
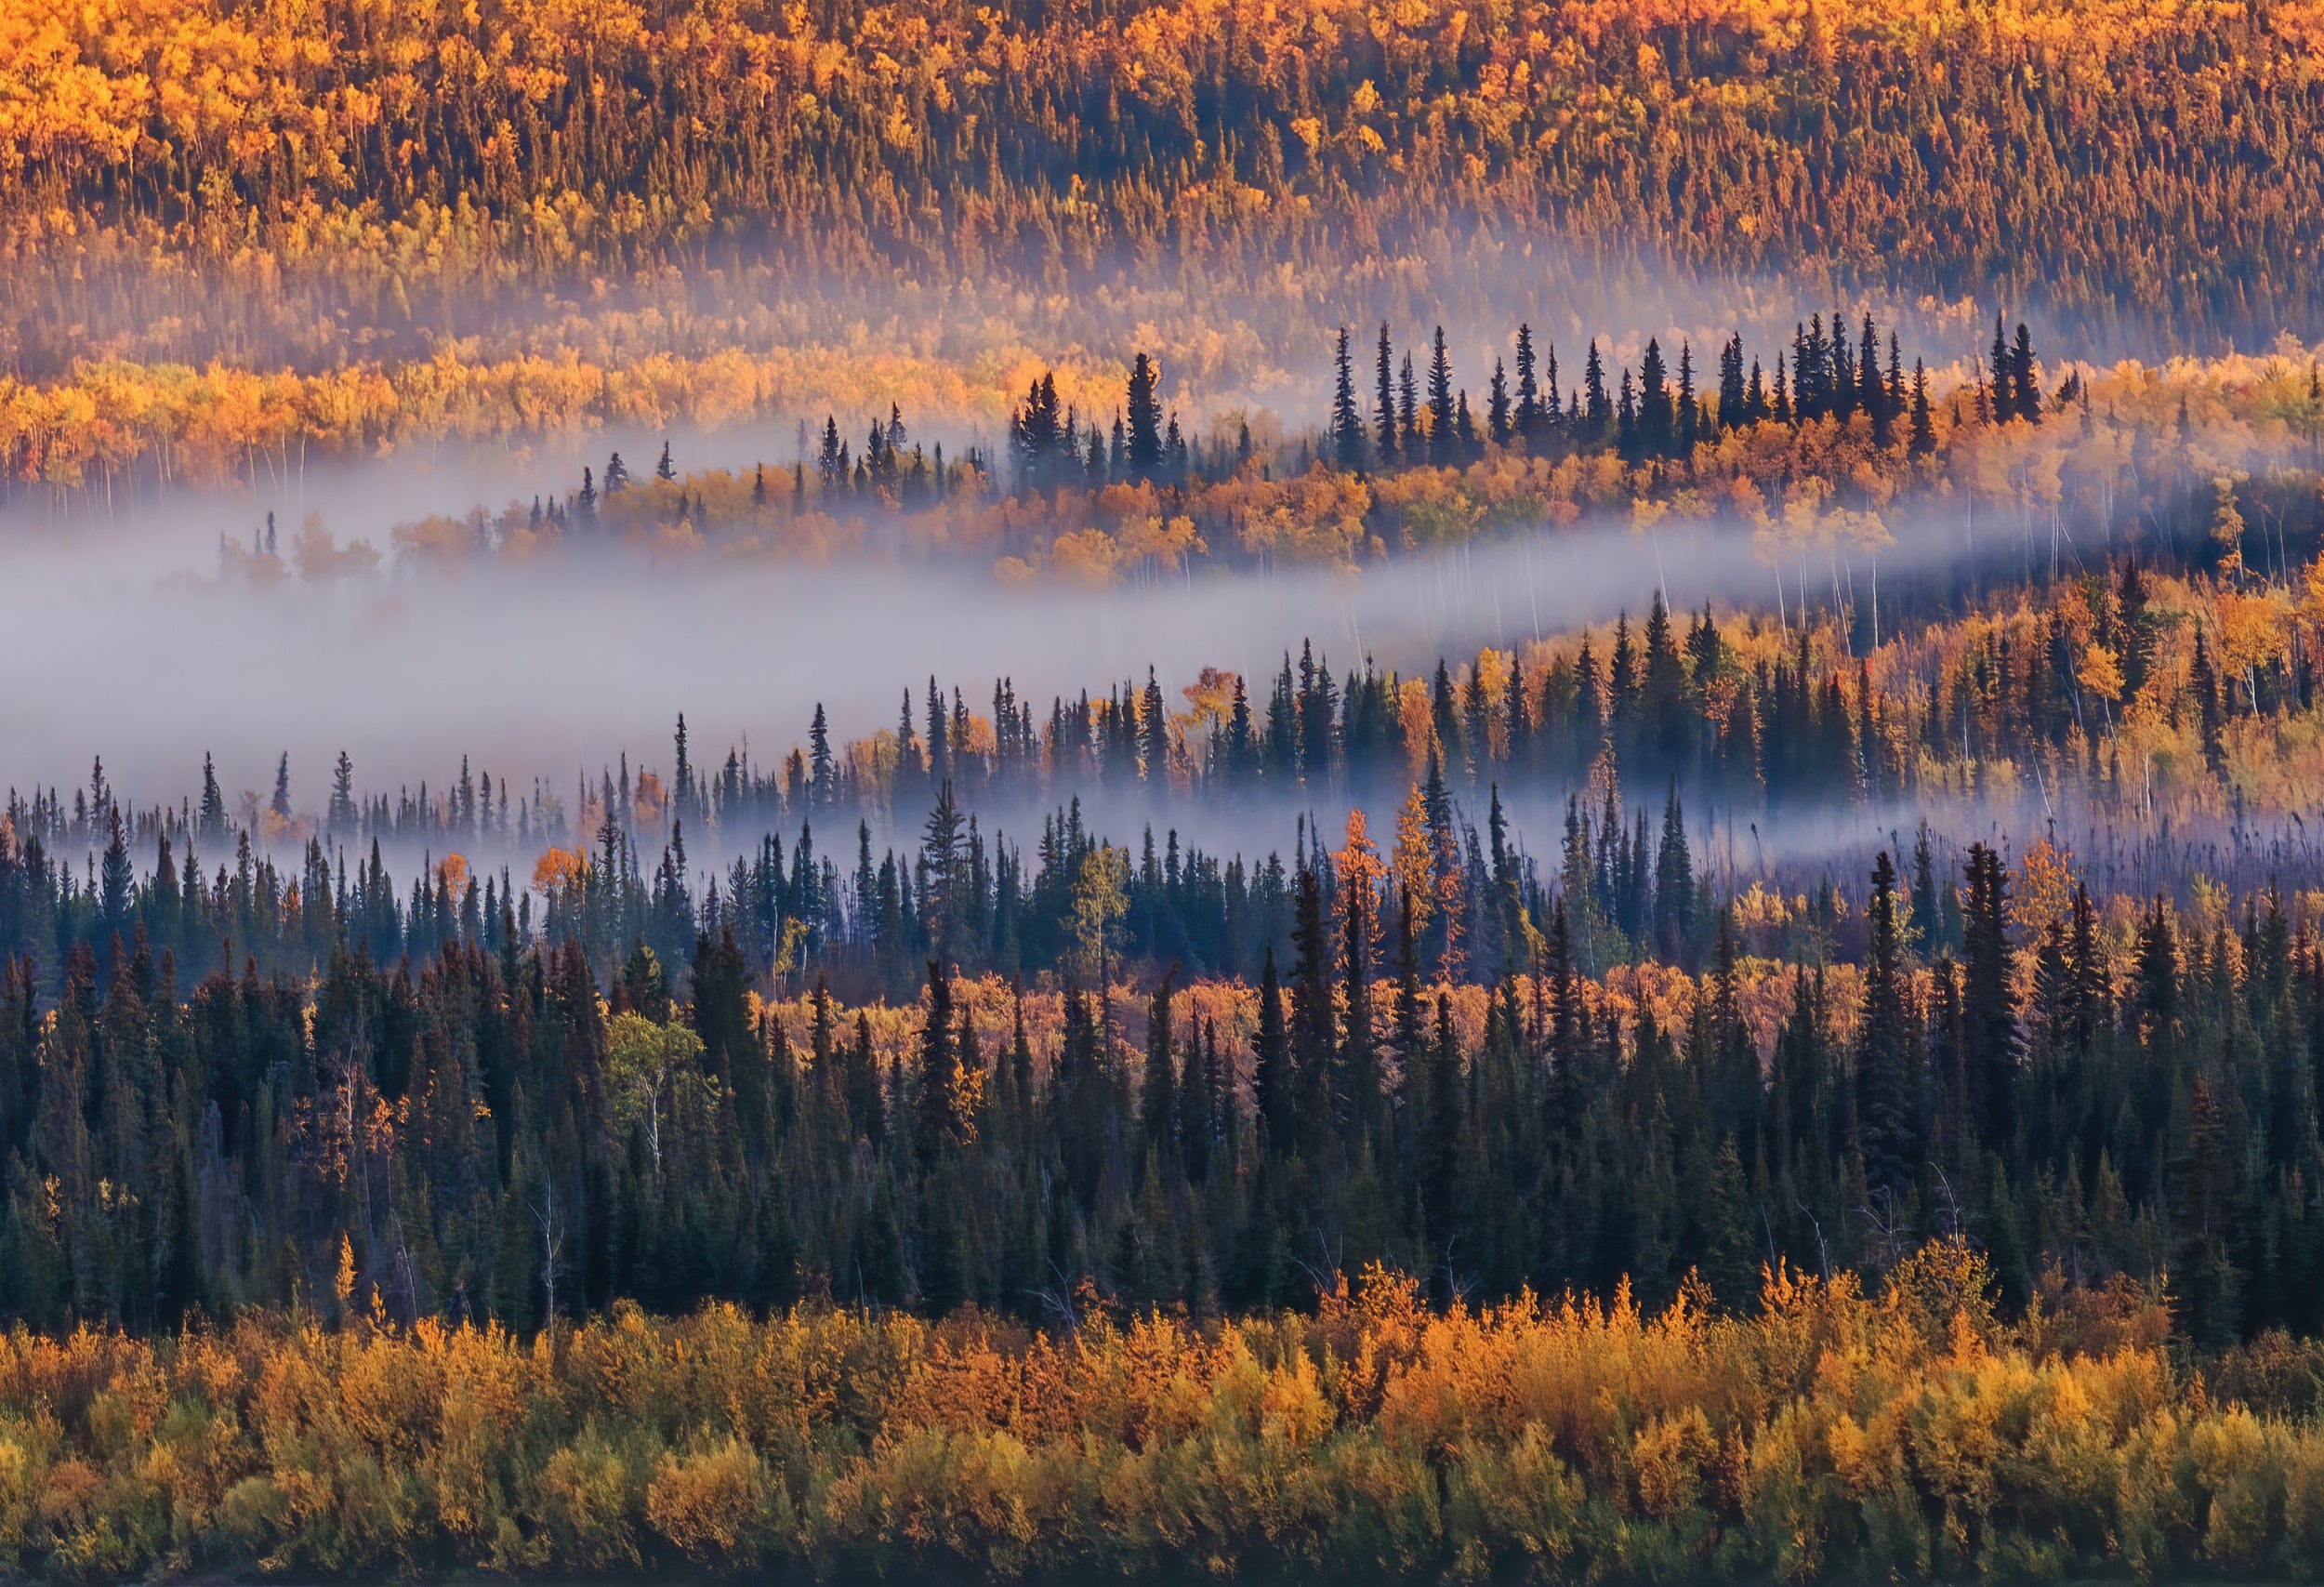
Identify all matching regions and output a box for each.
[0,510,2048,808]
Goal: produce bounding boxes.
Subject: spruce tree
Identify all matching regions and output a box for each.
[1289,866,1332,1141]
[1422,992,1467,1280]
[1855,850,1918,1204]
[1330,326,1366,471]
[1127,352,1163,480]
[1513,324,1541,439]
[1339,875,1377,1145]
[2011,323,2041,424]
[328,750,355,834]
[1791,321,1818,420]
[1426,326,1456,465]
[1254,946,1291,1152]
[1142,969,1178,1169]
[1908,359,1937,456]
[1676,340,1699,455]
[2190,628,2225,772]
[1180,1014,1213,1184]
[1638,337,1672,457]
[198,752,227,840]
[1857,311,1882,428]
[915,962,965,1166]
[1583,339,1611,441]
[2134,897,2177,1025]
[1374,324,1398,467]
[1829,313,1854,421]
[1718,334,1746,429]
[1961,843,2016,1157]
[1988,313,2011,422]
[2172,1074,2242,1346]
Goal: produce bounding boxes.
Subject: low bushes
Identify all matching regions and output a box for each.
[0,1244,2317,1580]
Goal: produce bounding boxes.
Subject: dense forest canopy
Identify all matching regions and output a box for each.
[11,0,2324,1579]
[7,547,2324,1569]
[5,0,2324,383]
[6,0,2324,1368]
[10,523,2324,1335]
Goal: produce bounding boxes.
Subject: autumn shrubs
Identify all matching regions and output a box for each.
[0,1244,2313,1580]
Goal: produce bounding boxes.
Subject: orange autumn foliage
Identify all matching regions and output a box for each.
[0,1246,2312,1580]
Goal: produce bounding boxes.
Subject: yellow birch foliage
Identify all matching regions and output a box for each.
[0,1246,2317,1579]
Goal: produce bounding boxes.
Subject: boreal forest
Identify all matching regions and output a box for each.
[8,0,2324,1580]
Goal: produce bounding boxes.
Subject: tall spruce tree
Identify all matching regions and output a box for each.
[1330,327,1366,470]
[1961,842,2016,1157]
[1126,352,1163,479]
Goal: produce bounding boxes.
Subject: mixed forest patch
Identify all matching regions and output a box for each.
[10,0,2324,1580]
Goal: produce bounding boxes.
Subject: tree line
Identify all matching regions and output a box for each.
[2,774,2320,1355]
[5,562,2324,1344]
[218,320,2323,602]
[7,0,2323,390]
[31,518,2324,1010]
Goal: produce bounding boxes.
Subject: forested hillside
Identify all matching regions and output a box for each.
[7,0,2324,509]
[11,513,2324,1341]
[9,0,2324,372]
[11,0,2324,1578]
[9,293,2324,1343]
[173,312,2324,588]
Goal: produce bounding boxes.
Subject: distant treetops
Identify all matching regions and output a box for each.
[7,0,2320,376]
[805,306,1973,503]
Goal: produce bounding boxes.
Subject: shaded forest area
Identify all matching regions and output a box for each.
[9,516,2324,1349]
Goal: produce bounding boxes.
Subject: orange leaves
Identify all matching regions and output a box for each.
[1116,513,1205,577]
[1334,807,1386,924]
[630,772,667,827]
[0,0,2312,403]
[0,340,1064,503]
[1392,783,1435,933]
[531,847,586,894]
[1045,527,1124,588]
[0,1255,2303,1580]
[1631,1405,1719,1522]
[1175,666,1238,748]
[391,513,483,570]
[288,514,382,581]
[1231,467,1374,568]
[645,1440,769,1567]
[1253,1342,1336,1449]
[2214,586,2291,681]
[2079,641,2125,705]
[2010,838,2076,945]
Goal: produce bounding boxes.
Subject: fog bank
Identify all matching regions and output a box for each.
[1,503,2024,811]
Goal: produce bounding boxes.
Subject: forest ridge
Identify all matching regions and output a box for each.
[5,0,2324,380]
[11,0,2324,1579]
